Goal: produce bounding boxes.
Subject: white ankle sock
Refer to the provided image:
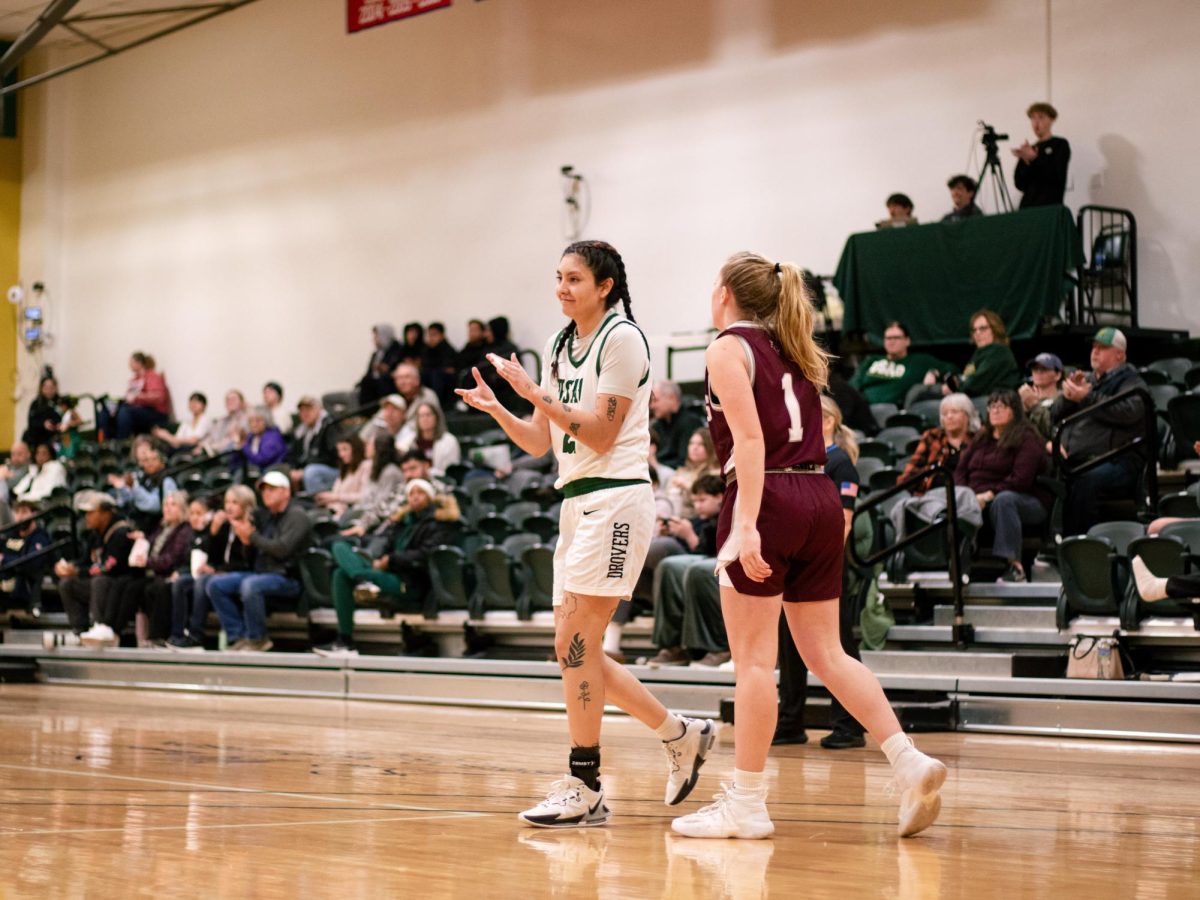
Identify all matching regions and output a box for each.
[880,732,914,767]
[603,622,623,654]
[654,712,685,742]
[733,769,765,793]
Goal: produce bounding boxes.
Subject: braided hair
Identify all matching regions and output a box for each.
[550,240,635,382]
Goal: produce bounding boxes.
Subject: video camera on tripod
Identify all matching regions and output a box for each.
[975,120,1013,212]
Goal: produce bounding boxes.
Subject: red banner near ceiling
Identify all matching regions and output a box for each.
[348,0,452,34]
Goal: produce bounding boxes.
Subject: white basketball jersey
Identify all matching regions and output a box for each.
[541,312,652,489]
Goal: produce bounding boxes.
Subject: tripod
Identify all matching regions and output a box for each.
[977,134,1014,213]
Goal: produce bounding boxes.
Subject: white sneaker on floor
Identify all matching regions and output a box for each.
[663,717,716,805]
[670,783,774,839]
[1131,556,1169,602]
[891,737,948,837]
[80,624,118,647]
[518,776,610,828]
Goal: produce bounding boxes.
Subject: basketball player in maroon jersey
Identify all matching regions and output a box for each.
[671,252,947,840]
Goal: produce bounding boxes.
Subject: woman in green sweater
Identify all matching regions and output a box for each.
[922,309,1021,399]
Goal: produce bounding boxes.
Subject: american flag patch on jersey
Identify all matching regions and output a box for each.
[840,482,859,498]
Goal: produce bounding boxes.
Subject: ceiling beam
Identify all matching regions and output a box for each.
[0,0,82,80]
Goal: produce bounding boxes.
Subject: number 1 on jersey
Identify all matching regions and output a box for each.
[781,373,803,442]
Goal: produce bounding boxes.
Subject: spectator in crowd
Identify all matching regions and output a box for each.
[167,489,255,651]
[666,428,721,518]
[289,395,340,494]
[23,375,69,449]
[361,393,408,447]
[486,316,518,360]
[129,490,193,647]
[1134,513,1200,601]
[650,381,706,469]
[12,443,68,504]
[101,351,173,439]
[1051,327,1149,536]
[828,369,881,437]
[399,322,426,367]
[397,401,461,476]
[897,393,980,492]
[775,395,867,748]
[207,471,312,652]
[455,318,490,376]
[201,390,250,457]
[1146,443,1200,535]
[358,324,405,405]
[875,193,918,229]
[108,443,178,524]
[262,382,292,435]
[955,390,1050,582]
[314,478,461,657]
[153,392,211,455]
[0,441,32,518]
[340,449,442,539]
[639,475,727,668]
[54,491,136,641]
[422,321,459,406]
[1013,102,1070,209]
[850,321,949,406]
[239,407,288,471]
[338,431,404,528]
[1019,353,1064,442]
[392,363,441,428]
[941,175,982,221]
[918,310,1020,401]
[648,427,675,495]
[0,499,52,615]
[314,434,369,518]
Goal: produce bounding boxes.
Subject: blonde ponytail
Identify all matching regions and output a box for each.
[820,394,858,464]
[719,252,829,391]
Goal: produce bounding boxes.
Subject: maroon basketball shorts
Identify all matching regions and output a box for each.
[715,474,845,601]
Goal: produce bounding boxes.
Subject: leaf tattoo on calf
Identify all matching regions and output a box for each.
[561,632,586,669]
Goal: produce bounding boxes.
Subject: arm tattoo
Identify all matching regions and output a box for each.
[578,680,592,709]
[569,422,581,436]
[561,632,586,669]
[541,394,554,405]
[606,397,617,421]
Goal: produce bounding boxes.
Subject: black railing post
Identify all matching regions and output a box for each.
[849,463,973,649]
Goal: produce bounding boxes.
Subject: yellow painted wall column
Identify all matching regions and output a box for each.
[0,127,18,450]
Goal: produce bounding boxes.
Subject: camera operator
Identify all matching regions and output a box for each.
[941,175,983,222]
[1012,102,1070,208]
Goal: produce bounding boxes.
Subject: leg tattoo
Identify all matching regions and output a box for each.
[578,680,592,709]
[561,632,586,669]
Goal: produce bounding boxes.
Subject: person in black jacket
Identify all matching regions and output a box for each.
[54,491,137,641]
[289,396,342,494]
[1051,327,1148,535]
[206,472,312,652]
[357,323,406,405]
[314,478,460,657]
[23,375,65,450]
[421,321,459,406]
[1012,102,1070,208]
[1,500,53,615]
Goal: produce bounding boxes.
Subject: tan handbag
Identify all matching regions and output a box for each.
[1066,635,1126,679]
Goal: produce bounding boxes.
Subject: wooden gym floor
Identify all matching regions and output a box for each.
[0,685,1197,899]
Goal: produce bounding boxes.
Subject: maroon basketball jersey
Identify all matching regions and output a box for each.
[705,323,827,475]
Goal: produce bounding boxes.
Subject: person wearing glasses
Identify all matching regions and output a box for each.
[919,310,1020,400]
[849,320,952,406]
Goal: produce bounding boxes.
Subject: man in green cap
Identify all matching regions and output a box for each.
[1050,327,1148,535]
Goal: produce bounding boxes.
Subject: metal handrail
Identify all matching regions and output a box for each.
[848,463,972,648]
[1051,386,1157,515]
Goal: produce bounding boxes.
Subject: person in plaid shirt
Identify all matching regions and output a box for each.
[897,393,979,494]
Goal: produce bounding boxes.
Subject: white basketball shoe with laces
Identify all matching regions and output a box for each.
[518,776,610,829]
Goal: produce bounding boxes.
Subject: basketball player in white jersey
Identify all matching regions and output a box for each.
[457,240,714,828]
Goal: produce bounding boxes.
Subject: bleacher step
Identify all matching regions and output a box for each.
[931,605,1057,629]
[861,649,1014,677]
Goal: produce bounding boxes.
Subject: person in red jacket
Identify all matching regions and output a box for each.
[954,390,1050,582]
[102,351,173,439]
